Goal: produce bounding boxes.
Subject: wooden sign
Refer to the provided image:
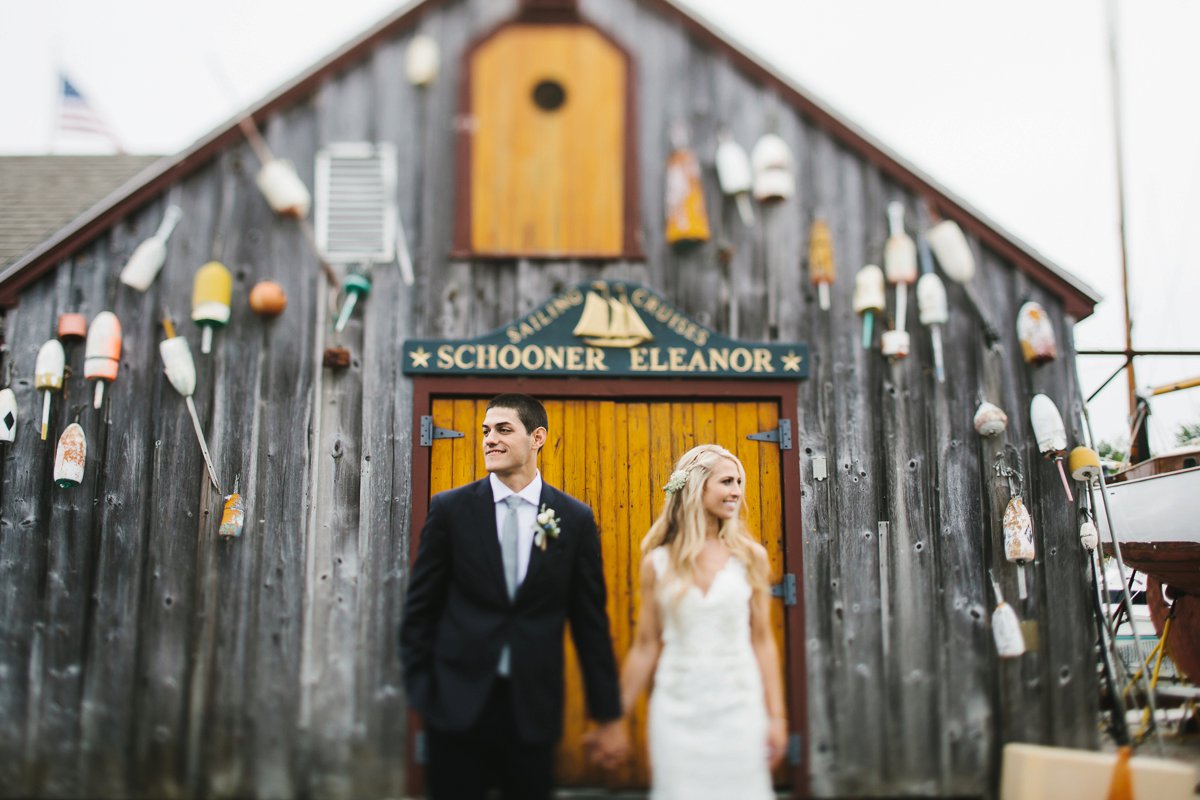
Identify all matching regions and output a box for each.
[402,281,809,380]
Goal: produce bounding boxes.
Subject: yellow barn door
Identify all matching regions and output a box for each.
[425,397,790,791]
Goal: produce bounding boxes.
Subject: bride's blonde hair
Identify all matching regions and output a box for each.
[641,444,768,596]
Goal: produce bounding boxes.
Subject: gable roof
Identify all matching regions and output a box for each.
[0,0,1100,318]
[0,155,161,271]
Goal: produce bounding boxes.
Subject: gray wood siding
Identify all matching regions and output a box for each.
[0,0,1097,797]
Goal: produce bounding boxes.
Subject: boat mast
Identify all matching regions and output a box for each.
[1105,0,1138,425]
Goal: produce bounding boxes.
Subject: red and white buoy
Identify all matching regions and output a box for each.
[1017,301,1058,365]
[84,311,122,409]
[884,202,916,332]
[1030,394,1073,502]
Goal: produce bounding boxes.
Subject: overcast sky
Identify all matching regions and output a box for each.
[1,0,1197,450]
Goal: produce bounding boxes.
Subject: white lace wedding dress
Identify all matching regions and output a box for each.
[648,547,774,800]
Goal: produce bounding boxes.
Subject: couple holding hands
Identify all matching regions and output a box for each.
[400,394,786,799]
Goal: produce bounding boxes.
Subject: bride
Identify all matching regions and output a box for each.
[618,444,787,799]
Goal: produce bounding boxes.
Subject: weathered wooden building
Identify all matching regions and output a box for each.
[0,0,1103,797]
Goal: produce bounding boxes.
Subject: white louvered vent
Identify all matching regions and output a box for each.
[314,143,397,264]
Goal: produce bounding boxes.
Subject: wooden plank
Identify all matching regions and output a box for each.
[929,225,992,795]
[31,242,114,797]
[172,154,264,800]
[879,286,940,793]
[0,272,59,795]
[624,401,652,788]
[428,399,454,496]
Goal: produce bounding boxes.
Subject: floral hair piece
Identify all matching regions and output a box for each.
[663,469,688,495]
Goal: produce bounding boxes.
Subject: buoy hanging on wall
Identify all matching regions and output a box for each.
[1030,394,1073,501]
[256,160,311,219]
[335,264,373,332]
[0,387,17,442]
[54,423,87,488]
[58,313,87,342]
[989,571,1026,659]
[750,134,794,203]
[1017,301,1057,365]
[808,215,836,311]
[159,316,221,490]
[219,476,245,538]
[405,35,440,87]
[715,130,754,226]
[35,339,65,440]
[973,401,1008,437]
[84,311,122,409]
[249,280,287,317]
[193,261,233,354]
[853,265,885,349]
[664,124,710,249]
[884,201,917,332]
[926,218,976,283]
[119,205,183,291]
[916,272,948,383]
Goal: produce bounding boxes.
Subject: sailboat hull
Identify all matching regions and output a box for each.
[1095,465,1200,593]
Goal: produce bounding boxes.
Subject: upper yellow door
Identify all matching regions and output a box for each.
[425,397,789,790]
[467,25,626,256]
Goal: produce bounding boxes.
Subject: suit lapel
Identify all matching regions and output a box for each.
[471,479,509,601]
[518,483,558,597]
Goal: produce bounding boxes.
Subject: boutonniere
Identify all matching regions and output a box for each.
[533,504,561,551]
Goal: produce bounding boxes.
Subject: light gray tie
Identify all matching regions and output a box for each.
[501,495,522,599]
[498,495,522,676]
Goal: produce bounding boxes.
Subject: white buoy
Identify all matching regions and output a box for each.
[973,402,1008,437]
[405,35,440,86]
[990,572,1026,659]
[715,131,754,225]
[880,329,910,360]
[750,134,794,203]
[54,423,87,488]
[34,339,65,440]
[160,318,220,491]
[256,159,311,218]
[916,272,948,382]
[0,387,16,442]
[926,219,976,283]
[119,205,183,291]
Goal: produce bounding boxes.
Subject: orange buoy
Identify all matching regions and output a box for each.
[249,280,287,317]
[58,313,88,341]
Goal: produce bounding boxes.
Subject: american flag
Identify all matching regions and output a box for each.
[55,73,122,151]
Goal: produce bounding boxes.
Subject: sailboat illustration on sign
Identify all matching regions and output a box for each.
[572,286,654,348]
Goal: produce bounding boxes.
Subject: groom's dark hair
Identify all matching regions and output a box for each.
[487,393,548,435]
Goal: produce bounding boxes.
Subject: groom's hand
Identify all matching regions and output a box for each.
[584,720,630,771]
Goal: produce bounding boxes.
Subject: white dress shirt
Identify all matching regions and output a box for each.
[489,471,543,586]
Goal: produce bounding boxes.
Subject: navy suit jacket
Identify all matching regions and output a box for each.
[400,477,621,744]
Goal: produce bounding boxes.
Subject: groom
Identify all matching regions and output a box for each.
[400,393,628,798]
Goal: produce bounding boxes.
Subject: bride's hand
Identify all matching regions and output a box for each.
[766,718,788,768]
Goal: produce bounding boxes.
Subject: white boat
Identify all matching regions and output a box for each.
[1095,446,1200,594]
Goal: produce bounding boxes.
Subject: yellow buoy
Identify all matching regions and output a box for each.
[192,261,233,354]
